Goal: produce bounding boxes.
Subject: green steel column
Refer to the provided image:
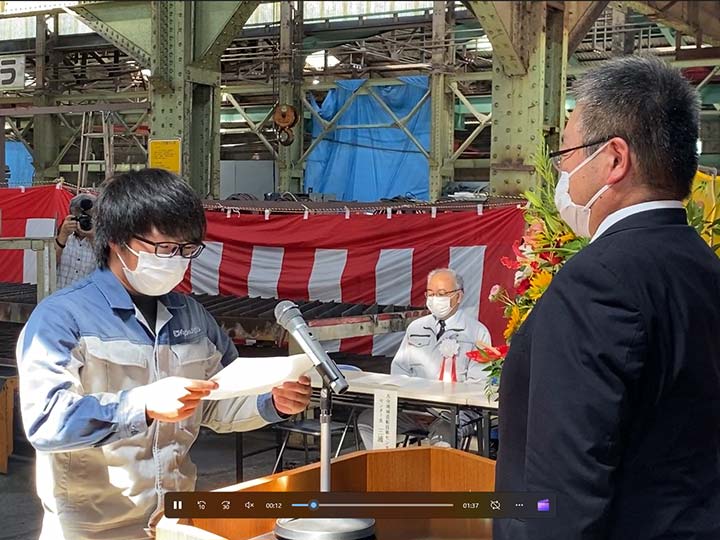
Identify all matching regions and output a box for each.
[72,1,259,196]
[33,14,60,182]
[150,1,194,186]
[543,5,568,152]
[278,1,304,193]
[149,1,222,196]
[190,1,259,197]
[429,0,455,201]
[470,1,568,195]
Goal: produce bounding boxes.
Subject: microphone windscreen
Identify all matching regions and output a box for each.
[274,300,301,327]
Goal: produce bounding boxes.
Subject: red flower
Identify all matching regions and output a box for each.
[466,350,488,363]
[512,239,523,258]
[539,251,562,265]
[467,344,509,363]
[501,255,520,270]
[516,278,530,295]
[530,261,540,272]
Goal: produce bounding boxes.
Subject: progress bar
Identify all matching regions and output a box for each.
[323,503,454,507]
[165,492,557,519]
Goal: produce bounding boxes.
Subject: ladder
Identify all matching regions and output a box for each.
[78,110,114,188]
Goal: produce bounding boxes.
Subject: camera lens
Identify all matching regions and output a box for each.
[78,214,92,231]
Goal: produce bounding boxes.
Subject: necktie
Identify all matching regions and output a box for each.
[436,320,446,340]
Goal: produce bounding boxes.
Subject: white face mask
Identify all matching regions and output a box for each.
[118,246,189,296]
[426,294,456,320]
[554,141,612,237]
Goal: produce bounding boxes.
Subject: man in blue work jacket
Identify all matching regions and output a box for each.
[17,168,312,540]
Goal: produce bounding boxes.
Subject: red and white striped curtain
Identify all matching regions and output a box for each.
[0,184,72,284]
[0,186,524,355]
[181,207,525,353]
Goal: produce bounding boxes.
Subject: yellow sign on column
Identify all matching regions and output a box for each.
[148,139,182,174]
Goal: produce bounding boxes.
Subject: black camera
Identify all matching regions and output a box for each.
[73,198,94,231]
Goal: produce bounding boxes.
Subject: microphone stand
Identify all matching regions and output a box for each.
[274,366,375,540]
[273,301,374,539]
[319,384,332,493]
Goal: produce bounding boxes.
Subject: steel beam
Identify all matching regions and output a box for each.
[68,1,152,67]
[7,120,35,161]
[449,82,491,163]
[429,0,455,200]
[488,1,568,195]
[277,1,304,193]
[367,87,430,159]
[224,93,277,158]
[466,1,530,76]
[566,1,610,53]
[193,1,260,69]
[298,82,366,166]
[32,14,60,182]
[1,102,149,117]
[626,1,720,47]
[543,4,569,152]
[149,1,220,196]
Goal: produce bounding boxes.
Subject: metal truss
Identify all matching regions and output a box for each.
[0,1,717,192]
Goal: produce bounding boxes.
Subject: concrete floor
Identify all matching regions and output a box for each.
[0,426,357,540]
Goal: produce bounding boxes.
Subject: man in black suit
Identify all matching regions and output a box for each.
[494,56,720,540]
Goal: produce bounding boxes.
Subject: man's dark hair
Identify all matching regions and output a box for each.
[94,168,206,268]
[572,55,700,199]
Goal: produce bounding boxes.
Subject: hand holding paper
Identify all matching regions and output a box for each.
[272,375,313,415]
[204,353,315,400]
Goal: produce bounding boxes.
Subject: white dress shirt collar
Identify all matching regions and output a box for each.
[591,200,684,243]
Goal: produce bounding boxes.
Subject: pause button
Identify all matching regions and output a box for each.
[172,500,183,511]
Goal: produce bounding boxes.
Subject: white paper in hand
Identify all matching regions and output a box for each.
[204,354,314,400]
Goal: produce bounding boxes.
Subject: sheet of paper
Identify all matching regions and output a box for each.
[372,389,399,450]
[204,354,314,400]
[350,373,413,388]
[349,373,435,390]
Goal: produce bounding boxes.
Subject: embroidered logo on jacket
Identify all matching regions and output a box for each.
[173,327,202,338]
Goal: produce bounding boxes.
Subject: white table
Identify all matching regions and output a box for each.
[308,370,498,454]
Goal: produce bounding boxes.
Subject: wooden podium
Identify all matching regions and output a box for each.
[157,447,495,540]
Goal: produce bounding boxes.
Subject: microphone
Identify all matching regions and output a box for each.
[274,300,349,394]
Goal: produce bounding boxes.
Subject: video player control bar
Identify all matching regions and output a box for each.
[164,492,556,519]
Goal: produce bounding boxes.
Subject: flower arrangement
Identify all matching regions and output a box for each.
[686,167,720,252]
[478,145,585,398]
[484,147,719,399]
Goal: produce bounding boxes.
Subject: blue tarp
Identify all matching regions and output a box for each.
[304,76,430,201]
[6,141,34,186]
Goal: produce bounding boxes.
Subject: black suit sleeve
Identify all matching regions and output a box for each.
[522,255,647,538]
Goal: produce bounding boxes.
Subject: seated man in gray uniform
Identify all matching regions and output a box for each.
[358,268,491,448]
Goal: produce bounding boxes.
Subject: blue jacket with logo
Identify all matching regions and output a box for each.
[17,268,283,540]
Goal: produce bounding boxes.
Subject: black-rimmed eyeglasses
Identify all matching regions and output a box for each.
[548,137,613,172]
[133,235,205,259]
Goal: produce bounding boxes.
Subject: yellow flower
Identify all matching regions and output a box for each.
[503,305,521,341]
[557,232,575,246]
[527,270,553,300]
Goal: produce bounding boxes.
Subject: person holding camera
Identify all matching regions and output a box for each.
[55,193,97,289]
